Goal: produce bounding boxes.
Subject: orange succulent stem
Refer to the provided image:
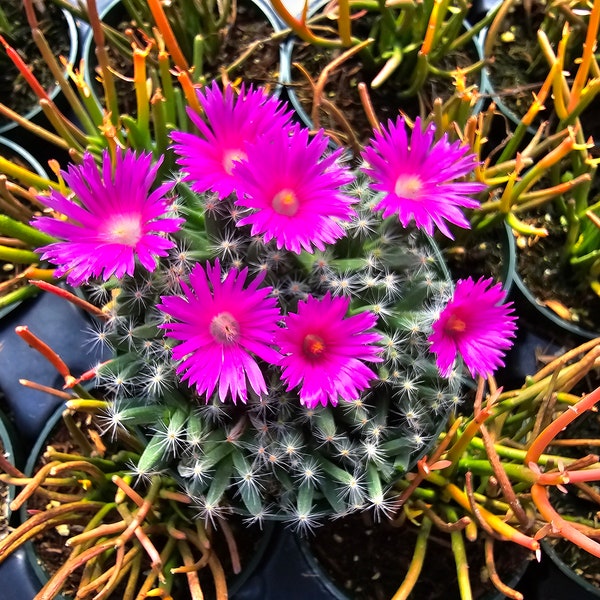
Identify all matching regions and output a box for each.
[0,34,50,101]
[525,385,600,466]
[19,379,72,400]
[28,280,110,321]
[421,0,441,56]
[269,0,343,48]
[15,326,71,380]
[177,71,203,117]
[515,173,592,213]
[445,483,540,552]
[443,407,491,476]
[531,483,600,557]
[133,46,151,148]
[147,0,189,72]
[510,135,575,201]
[536,468,600,486]
[567,0,600,112]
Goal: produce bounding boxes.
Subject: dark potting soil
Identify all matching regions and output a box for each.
[287,29,483,150]
[90,0,282,118]
[0,0,72,128]
[485,0,600,145]
[484,0,548,129]
[514,213,600,333]
[442,225,511,288]
[306,511,533,600]
[27,413,267,599]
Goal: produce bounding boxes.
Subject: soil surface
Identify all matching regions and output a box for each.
[0,0,72,129]
[306,511,533,600]
[485,0,600,145]
[442,223,513,289]
[514,213,600,333]
[27,413,268,599]
[286,23,483,150]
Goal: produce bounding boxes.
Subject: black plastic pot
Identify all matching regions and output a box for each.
[0,408,16,523]
[0,290,108,449]
[0,410,40,600]
[540,540,600,600]
[279,3,488,142]
[0,5,78,143]
[82,0,287,111]
[512,269,599,343]
[0,136,49,321]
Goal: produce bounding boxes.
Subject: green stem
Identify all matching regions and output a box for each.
[390,517,432,600]
[0,245,39,263]
[0,215,56,247]
[446,507,472,600]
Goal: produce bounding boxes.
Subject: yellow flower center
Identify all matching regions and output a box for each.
[105,215,142,247]
[272,188,299,216]
[303,333,326,358]
[394,175,423,200]
[222,149,247,175]
[210,311,240,345]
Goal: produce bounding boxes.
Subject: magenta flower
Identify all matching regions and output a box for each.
[361,116,485,238]
[33,149,182,286]
[171,82,293,199]
[428,277,517,378]
[157,260,281,403]
[275,293,382,408]
[234,124,356,254]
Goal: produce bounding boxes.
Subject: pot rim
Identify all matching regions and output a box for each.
[0,7,79,137]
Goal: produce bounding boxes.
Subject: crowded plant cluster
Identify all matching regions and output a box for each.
[25,80,517,524]
[0,0,599,599]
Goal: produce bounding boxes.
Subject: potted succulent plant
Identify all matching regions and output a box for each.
[0,0,78,142]
[299,336,600,599]
[0,136,55,316]
[274,0,496,150]
[0,55,511,600]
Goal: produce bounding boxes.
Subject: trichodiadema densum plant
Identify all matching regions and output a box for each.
[26,83,515,531]
[85,178,460,528]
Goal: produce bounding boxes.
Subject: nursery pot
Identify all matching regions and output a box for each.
[0,408,17,532]
[0,289,109,447]
[541,539,600,600]
[512,263,599,343]
[20,403,276,600]
[81,0,286,112]
[442,219,516,298]
[0,2,78,143]
[0,136,49,320]
[295,515,533,600]
[279,3,487,149]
